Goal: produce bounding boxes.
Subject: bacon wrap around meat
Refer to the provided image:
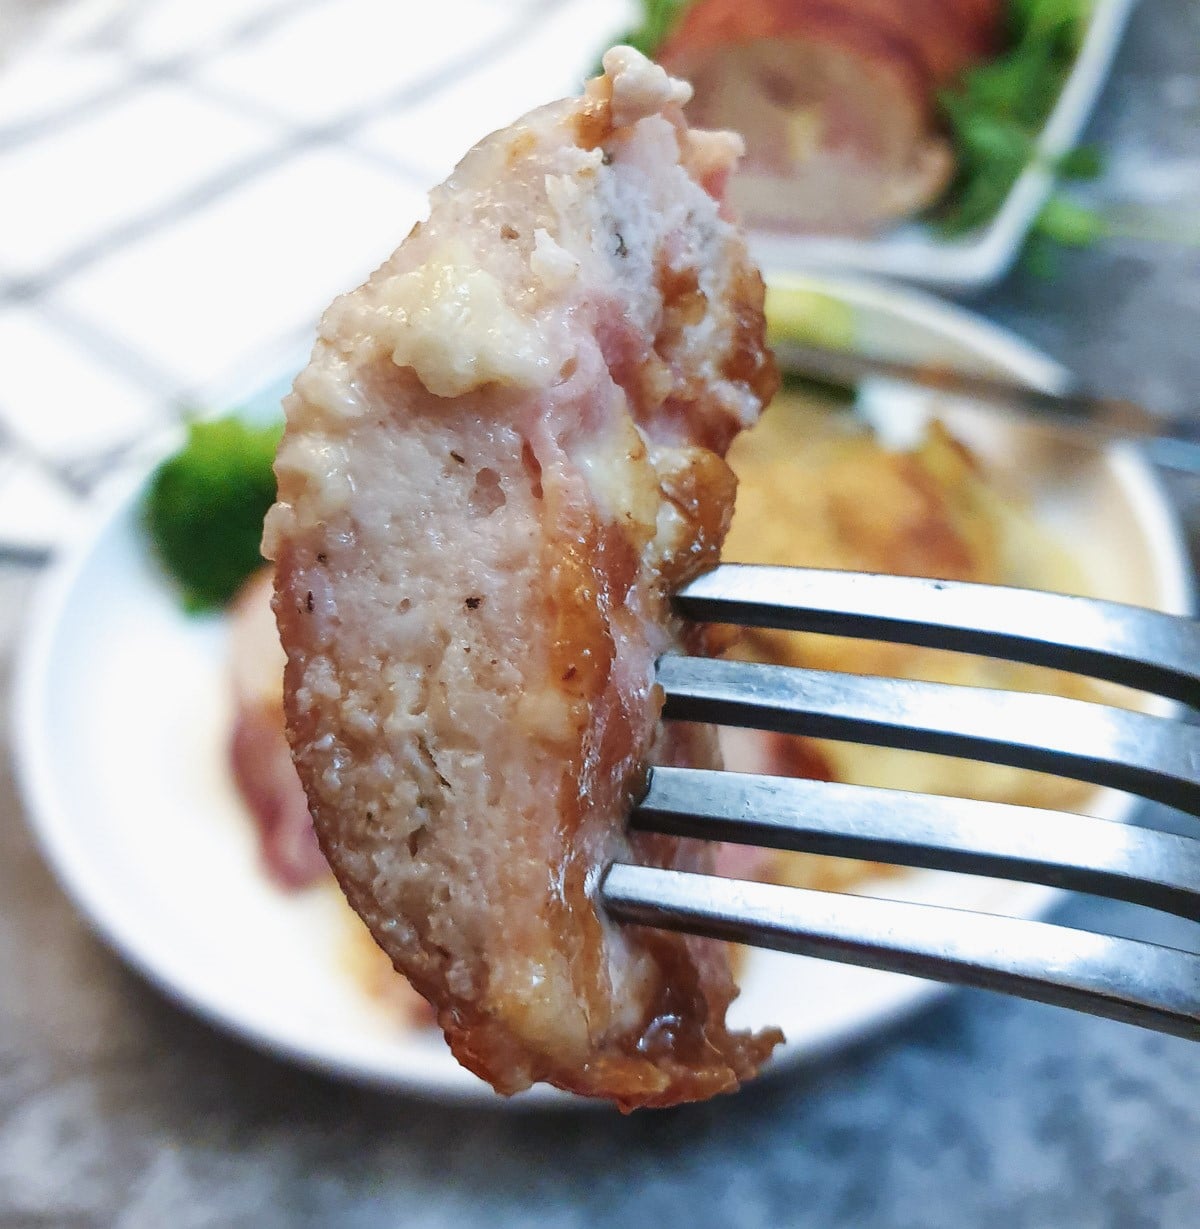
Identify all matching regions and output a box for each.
[227,568,329,891]
[659,0,1003,235]
[263,47,781,1108]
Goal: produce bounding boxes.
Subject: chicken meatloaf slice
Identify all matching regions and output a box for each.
[263,46,780,1108]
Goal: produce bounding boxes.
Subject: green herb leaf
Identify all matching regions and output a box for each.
[1056,143,1104,181]
[932,0,1099,237]
[1033,194,1109,246]
[612,0,691,60]
[144,415,283,612]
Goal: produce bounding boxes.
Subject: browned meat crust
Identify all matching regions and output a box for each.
[264,48,781,1109]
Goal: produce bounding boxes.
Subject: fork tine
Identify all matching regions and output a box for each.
[634,767,1200,921]
[676,565,1200,708]
[657,655,1200,816]
[601,864,1200,1040]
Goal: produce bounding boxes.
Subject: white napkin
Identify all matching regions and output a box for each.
[0,0,632,556]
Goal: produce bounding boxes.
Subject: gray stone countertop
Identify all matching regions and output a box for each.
[2,2,1200,1226]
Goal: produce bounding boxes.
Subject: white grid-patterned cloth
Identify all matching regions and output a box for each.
[0,0,632,555]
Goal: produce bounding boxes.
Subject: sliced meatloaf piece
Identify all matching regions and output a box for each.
[263,46,780,1108]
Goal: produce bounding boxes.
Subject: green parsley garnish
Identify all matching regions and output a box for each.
[610,0,690,60]
[933,0,1094,236]
[144,415,282,612]
[1033,192,1109,247]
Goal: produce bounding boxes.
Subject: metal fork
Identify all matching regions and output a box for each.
[600,564,1200,1040]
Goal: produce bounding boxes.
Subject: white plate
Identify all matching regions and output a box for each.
[12,273,1193,1104]
[750,0,1137,292]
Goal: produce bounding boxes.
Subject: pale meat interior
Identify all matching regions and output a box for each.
[263,47,781,1109]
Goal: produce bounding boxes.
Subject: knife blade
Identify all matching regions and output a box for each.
[773,339,1200,474]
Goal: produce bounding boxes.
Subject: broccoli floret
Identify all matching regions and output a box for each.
[144,415,283,612]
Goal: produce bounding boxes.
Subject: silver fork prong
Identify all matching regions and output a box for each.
[634,767,1200,921]
[657,655,1200,816]
[601,864,1200,1040]
[676,565,1200,708]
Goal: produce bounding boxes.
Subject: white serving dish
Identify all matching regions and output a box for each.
[11,271,1192,1105]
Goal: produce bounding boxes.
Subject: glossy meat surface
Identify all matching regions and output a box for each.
[263,47,780,1108]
